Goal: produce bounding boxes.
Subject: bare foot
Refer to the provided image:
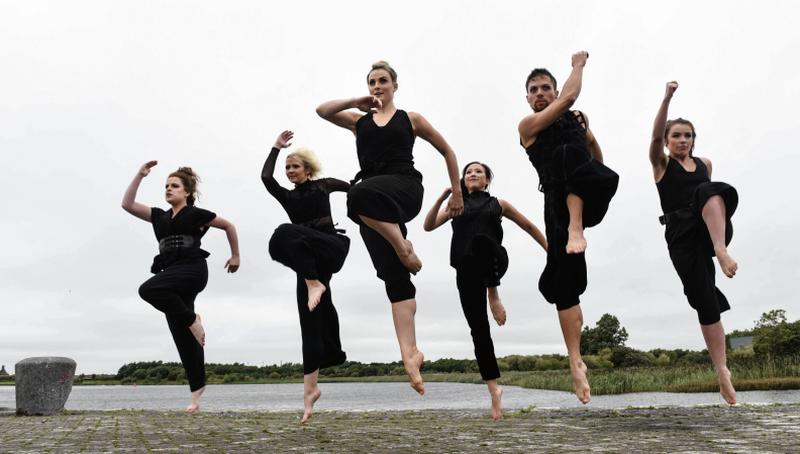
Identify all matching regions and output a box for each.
[305,280,327,312]
[717,367,737,405]
[186,386,205,413]
[397,239,422,274]
[566,228,587,254]
[403,350,425,395]
[715,249,738,278]
[490,386,503,421]
[189,314,206,347]
[570,360,591,404]
[301,386,321,423]
[488,288,506,326]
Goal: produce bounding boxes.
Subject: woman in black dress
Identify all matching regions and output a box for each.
[649,81,738,404]
[423,161,547,420]
[262,130,350,422]
[316,61,464,395]
[122,161,240,413]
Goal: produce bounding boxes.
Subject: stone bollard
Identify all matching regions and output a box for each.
[15,357,77,416]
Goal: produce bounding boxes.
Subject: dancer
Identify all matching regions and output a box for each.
[518,51,619,404]
[121,162,240,413]
[650,81,738,404]
[316,61,464,395]
[262,130,351,422]
[423,161,547,420]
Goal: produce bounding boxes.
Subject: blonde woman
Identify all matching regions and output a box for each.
[262,130,351,422]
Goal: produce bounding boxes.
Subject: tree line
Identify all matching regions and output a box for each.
[100,309,799,385]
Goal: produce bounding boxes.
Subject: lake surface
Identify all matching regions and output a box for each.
[2,383,799,412]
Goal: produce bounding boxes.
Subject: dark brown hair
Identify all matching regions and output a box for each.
[525,68,557,91]
[665,118,697,156]
[169,167,201,206]
[460,161,494,192]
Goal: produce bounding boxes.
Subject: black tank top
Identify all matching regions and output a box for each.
[656,157,710,214]
[354,109,420,180]
[450,191,503,267]
[525,110,589,192]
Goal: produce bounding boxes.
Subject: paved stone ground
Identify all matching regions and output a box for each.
[1,404,798,453]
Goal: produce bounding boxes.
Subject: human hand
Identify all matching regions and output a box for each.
[274,130,294,149]
[225,255,240,273]
[665,81,679,98]
[139,160,158,177]
[572,51,589,68]
[354,95,382,113]
[446,189,464,217]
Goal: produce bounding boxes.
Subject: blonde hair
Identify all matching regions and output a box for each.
[169,167,201,205]
[287,148,322,179]
[367,60,398,83]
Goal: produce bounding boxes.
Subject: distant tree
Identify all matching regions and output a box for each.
[581,314,629,355]
[753,309,800,358]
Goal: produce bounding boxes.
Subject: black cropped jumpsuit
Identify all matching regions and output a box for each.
[262,147,350,374]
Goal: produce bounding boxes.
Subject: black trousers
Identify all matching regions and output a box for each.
[348,174,422,303]
[665,182,738,325]
[138,260,208,391]
[539,187,586,311]
[359,224,416,303]
[269,224,348,373]
[456,258,501,381]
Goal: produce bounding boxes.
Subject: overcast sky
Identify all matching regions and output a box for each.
[2,1,798,374]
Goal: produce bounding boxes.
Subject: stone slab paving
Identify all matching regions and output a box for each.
[1,404,798,453]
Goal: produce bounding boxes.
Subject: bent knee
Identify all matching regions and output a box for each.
[386,279,416,303]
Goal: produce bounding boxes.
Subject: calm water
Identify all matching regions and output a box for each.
[2,383,799,412]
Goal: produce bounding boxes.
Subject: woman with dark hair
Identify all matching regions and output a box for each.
[121,161,240,413]
[316,60,464,395]
[649,81,738,404]
[262,130,350,423]
[423,161,546,420]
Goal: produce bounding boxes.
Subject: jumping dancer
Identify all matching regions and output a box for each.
[122,162,240,413]
[518,51,619,404]
[262,130,351,422]
[423,161,547,420]
[316,61,464,395]
[650,81,738,404]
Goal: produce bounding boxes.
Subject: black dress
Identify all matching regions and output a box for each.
[262,147,350,373]
[450,190,508,380]
[656,157,738,325]
[138,205,216,392]
[348,110,424,303]
[525,110,619,310]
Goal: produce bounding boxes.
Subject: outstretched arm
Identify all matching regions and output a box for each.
[423,188,453,231]
[409,112,464,217]
[499,199,548,251]
[261,130,293,202]
[316,96,380,133]
[519,51,589,147]
[650,81,678,180]
[121,161,157,222]
[208,216,240,273]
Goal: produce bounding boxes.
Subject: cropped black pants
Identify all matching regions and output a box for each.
[269,224,349,374]
[138,260,208,392]
[456,258,501,381]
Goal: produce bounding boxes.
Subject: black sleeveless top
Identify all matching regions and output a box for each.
[656,157,710,214]
[450,191,503,267]
[354,109,421,181]
[150,205,216,272]
[261,147,350,233]
[525,110,589,192]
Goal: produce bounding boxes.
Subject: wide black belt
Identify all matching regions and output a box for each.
[158,234,195,253]
[659,207,694,225]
